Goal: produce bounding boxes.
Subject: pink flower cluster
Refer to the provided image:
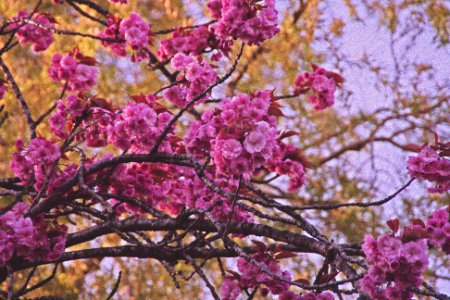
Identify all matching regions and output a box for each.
[294,66,343,111]
[120,13,151,50]
[99,13,151,61]
[359,208,449,300]
[49,94,87,139]
[9,138,77,195]
[81,105,113,148]
[9,11,55,52]
[185,90,306,189]
[208,0,279,45]
[0,202,67,266]
[108,162,169,212]
[109,0,127,4]
[157,26,212,60]
[361,234,428,300]
[49,52,99,91]
[107,102,171,152]
[185,91,278,178]
[99,16,127,57]
[402,208,450,254]
[426,209,450,253]
[270,143,306,192]
[221,252,291,299]
[407,146,450,193]
[102,161,250,222]
[164,54,218,106]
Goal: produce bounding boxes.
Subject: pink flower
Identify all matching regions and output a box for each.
[164,86,187,107]
[157,26,212,60]
[49,53,99,91]
[220,277,240,300]
[360,218,434,300]
[24,138,60,165]
[66,94,86,117]
[293,67,341,110]
[209,0,279,45]
[107,102,159,152]
[119,13,151,50]
[377,236,402,261]
[99,16,127,57]
[222,139,243,159]
[407,146,450,193]
[171,53,196,71]
[49,107,68,138]
[0,202,67,266]
[10,11,55,52]
[69,64,98,91]
[244,130,266,153]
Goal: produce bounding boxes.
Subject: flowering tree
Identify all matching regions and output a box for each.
[0,0,449,299]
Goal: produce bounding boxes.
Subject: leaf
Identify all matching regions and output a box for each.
[251,240,267,252]
[129,93,147,103]
[39,13,59,24]
[411,219,425,227]
[278,130,299,140]
[404,143,423,153]
[401,226,429,243]
[387,219,400,233]
[326,71,345,86]
[274,251,297,260]
[90,97,113,111]
[294,278,310,285]
[434,132,439,145]
[76,55,99,66]
[285,149,311,169]
[318,271,339,284]
[268,101,284,116]
[225,270,240,279]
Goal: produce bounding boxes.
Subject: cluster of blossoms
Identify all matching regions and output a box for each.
[361,235,428,299]
[49,94,113,148]
[221,250,334,300]
[10,138,60,183]
[407,145,450,193]
[221,252,291,299]
[9,138,77,195]
[185,90,306,189]
[293,66,343,111]
[426,209,450,253]
[0,202,67,267]
[109,0,127,4]
[402,208,450,254]
[157,26,212,60]
[107,162,171,214]
[107,101,171,152]
[81,103,113,148]
[99,13,151,62]
[208,0,279,45]
[9,11,55,52]
[49,94,86,139]
[163,53,218,106]
[360,207,449,299]
[91,158,250,222]
[103,162,237,220]
[48,50,99,91]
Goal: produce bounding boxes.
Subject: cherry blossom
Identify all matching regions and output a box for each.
[9,11,55,52]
